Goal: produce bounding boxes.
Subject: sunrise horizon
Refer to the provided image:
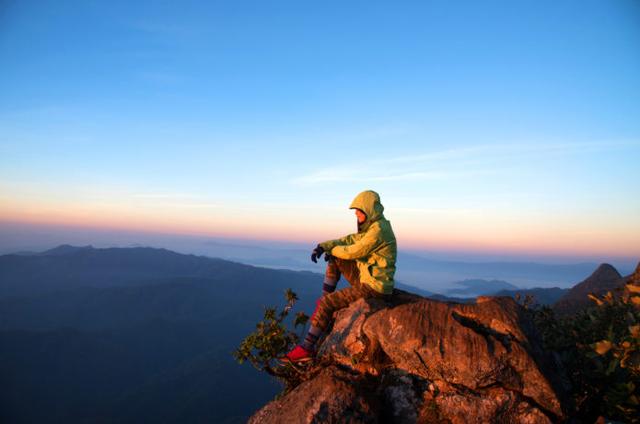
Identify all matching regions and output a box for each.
[1,215,637,266]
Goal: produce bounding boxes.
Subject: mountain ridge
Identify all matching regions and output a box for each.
[553,263,628,316]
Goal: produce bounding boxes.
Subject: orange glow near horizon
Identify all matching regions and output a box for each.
[1,197,638,260]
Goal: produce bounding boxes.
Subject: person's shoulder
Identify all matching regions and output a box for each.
[377,218,396,238]
[375,217,392,228]
[367,219,383,231]
[368,218,392,234]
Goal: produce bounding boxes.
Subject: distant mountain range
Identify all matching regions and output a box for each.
[0,245,323,423]
[444,278,518,297]
[6,233,634,293]
[0,244,635,422]
[237,249,617,292]
[425,285,569,305]
[441,263,636,308]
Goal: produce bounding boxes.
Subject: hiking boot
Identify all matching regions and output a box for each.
[282,344,314,363]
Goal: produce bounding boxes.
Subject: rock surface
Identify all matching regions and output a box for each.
[251,291,567,423]
[248,366,379,424]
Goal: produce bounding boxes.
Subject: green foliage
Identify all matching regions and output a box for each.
[233,289,310,391]
[523,282,640,422]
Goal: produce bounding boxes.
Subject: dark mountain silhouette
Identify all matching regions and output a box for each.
[40,244,95,256]
[553,263,628,316]
[0,244,272,299]
[0,245,323,423]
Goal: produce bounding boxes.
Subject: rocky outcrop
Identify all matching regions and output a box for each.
[248,366,379,424]
[250,291,567,423]
[553,263,627,316]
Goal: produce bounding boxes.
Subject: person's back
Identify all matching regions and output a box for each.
[283,189,397,363]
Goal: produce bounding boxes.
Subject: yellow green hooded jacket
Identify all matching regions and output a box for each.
[318,190,397,295]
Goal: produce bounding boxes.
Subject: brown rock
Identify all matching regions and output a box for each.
[250,290,566,423]
[248,366,379,424]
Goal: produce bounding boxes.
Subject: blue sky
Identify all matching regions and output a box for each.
[1,0,639,259]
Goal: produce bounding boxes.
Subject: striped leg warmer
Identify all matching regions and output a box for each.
[301,324,323,351]
[323,260,340,295]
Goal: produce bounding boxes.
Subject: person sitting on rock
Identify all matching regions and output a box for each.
[283,189,397,363]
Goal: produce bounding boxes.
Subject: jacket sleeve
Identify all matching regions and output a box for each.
[329,225,382,260]
[318,232,363,252]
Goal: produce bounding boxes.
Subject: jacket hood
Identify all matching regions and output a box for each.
[350,190,384,232]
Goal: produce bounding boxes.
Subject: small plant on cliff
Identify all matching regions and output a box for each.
[585,283,640,421]
[526,282,640,422]
[233,289,310,392]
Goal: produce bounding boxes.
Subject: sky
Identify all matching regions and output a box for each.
[1,0,639,261]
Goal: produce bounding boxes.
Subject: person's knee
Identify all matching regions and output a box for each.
[319,294,335,312]
[325,259,340,275]
[333,258,359,286]
[333,257,354,275]
[332,256,346,268]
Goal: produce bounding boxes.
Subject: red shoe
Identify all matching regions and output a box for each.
[281,345,314,363]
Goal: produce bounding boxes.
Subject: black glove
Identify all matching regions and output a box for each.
[311,245,325,263]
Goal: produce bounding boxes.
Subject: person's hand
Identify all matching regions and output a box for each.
[324,251,333,262]
[311,245,325,263]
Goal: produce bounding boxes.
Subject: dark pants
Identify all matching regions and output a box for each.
[311,257,391,331]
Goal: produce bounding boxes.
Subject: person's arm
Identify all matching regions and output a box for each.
[317,232,364,252]
[329,225,382,260]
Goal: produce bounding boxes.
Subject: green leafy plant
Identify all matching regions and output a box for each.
[523,281,640,422]
[585,283,640,420]
[233,288,310,392]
